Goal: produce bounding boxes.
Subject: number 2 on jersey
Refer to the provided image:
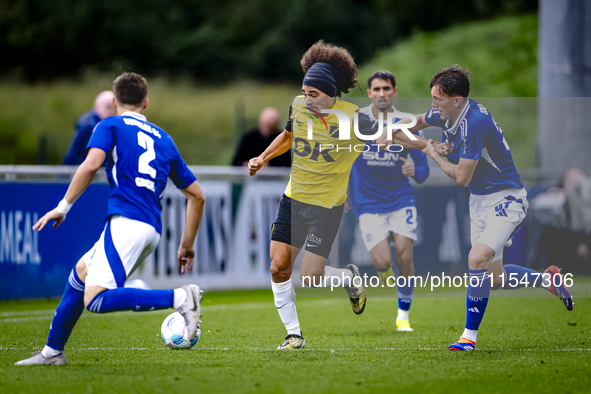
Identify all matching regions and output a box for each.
[137,132,156,178]
[406,209,414,225]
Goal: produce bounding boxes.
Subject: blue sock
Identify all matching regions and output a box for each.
[465,269,490,331]
[86,288,174,313]
[502,264,546,289]
[397,277,414,312]
[46,268,85,351]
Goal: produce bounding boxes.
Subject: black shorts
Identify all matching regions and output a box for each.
[271,194,344,259]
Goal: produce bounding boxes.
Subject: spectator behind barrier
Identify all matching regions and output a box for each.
[232,107,291,168]
[63,91,116,165]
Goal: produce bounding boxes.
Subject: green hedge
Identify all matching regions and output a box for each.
[0,0,536,81]
[0,15,538,166]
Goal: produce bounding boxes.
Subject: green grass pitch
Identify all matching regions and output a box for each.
[1,286,589,393]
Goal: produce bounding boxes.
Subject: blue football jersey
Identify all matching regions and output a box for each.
[424,99,523,195]
[349,104,430,217]
[87,111,196,233]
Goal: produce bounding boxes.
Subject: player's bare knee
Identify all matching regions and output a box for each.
[468,257,488,270]
[372,257,391,272]
[468,250,492,270]
[75,258,87,283]
[270,258,290,282]
[84,287,106,309]
[371,249,392,271]
[395,249,412,267]
[83,291,94,308]
[270,266,290,282]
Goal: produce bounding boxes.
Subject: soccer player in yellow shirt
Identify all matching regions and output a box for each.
[249,41,427,349]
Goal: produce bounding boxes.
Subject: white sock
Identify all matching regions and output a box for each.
[305,266,354,288]
[397,308,410,321]
[41,345,61,358]
[173,288,187,309]
[271,279,301,336]
[461,328,478,343]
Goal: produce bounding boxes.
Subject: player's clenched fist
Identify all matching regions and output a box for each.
[248,157,264,176]
[436,141,451,155]
[400,157,415,177]
[423,140,451,157]
[422,139,437,158]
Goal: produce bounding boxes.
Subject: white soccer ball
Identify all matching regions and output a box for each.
[160,312,200,349]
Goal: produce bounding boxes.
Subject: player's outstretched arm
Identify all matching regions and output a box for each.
[423,139,477,186]
[177,180,205,274]
[374,114,448,153]
[392,131,429,151]
[33,148,106,231]
[248,130,292,176]
[392,114,450,152]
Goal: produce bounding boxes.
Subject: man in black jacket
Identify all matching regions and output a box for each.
[232,107,291,168]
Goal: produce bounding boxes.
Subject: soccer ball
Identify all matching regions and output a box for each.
[160,312,200,349]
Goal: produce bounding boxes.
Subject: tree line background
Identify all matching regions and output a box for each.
[1,0,536,82]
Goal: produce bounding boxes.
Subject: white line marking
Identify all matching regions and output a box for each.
[0,310,56,317]
[1,346,589,352]
[0,298,378,324]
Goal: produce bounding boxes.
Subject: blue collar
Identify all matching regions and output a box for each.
[444,100,470,139]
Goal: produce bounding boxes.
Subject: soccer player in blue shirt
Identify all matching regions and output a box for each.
[16,73,205,366]
[381,65,574,351]
[348,70,429,332]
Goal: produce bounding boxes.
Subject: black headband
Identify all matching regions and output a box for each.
[302,62,340,97]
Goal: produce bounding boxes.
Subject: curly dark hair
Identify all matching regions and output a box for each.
[430,65,472,97]
[300,40,358,97]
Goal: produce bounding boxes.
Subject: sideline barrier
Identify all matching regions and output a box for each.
[0,166,533,299]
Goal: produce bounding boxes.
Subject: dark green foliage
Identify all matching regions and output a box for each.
[0,0,537,81]
[0,15,538,166]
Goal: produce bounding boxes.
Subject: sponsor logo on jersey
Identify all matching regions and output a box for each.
[361,150,400,167]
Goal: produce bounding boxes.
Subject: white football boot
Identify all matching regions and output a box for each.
[178,284,203,341]
[15,351,67,366]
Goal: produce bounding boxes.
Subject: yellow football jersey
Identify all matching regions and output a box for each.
[285,96,364,208]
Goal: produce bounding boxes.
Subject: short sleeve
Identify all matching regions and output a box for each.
[285,105,293,132]
[356,111,380,136]
[86,120,115,153]
[424,107,444,128]
[460,121,485,160]
[170,151,197,190]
